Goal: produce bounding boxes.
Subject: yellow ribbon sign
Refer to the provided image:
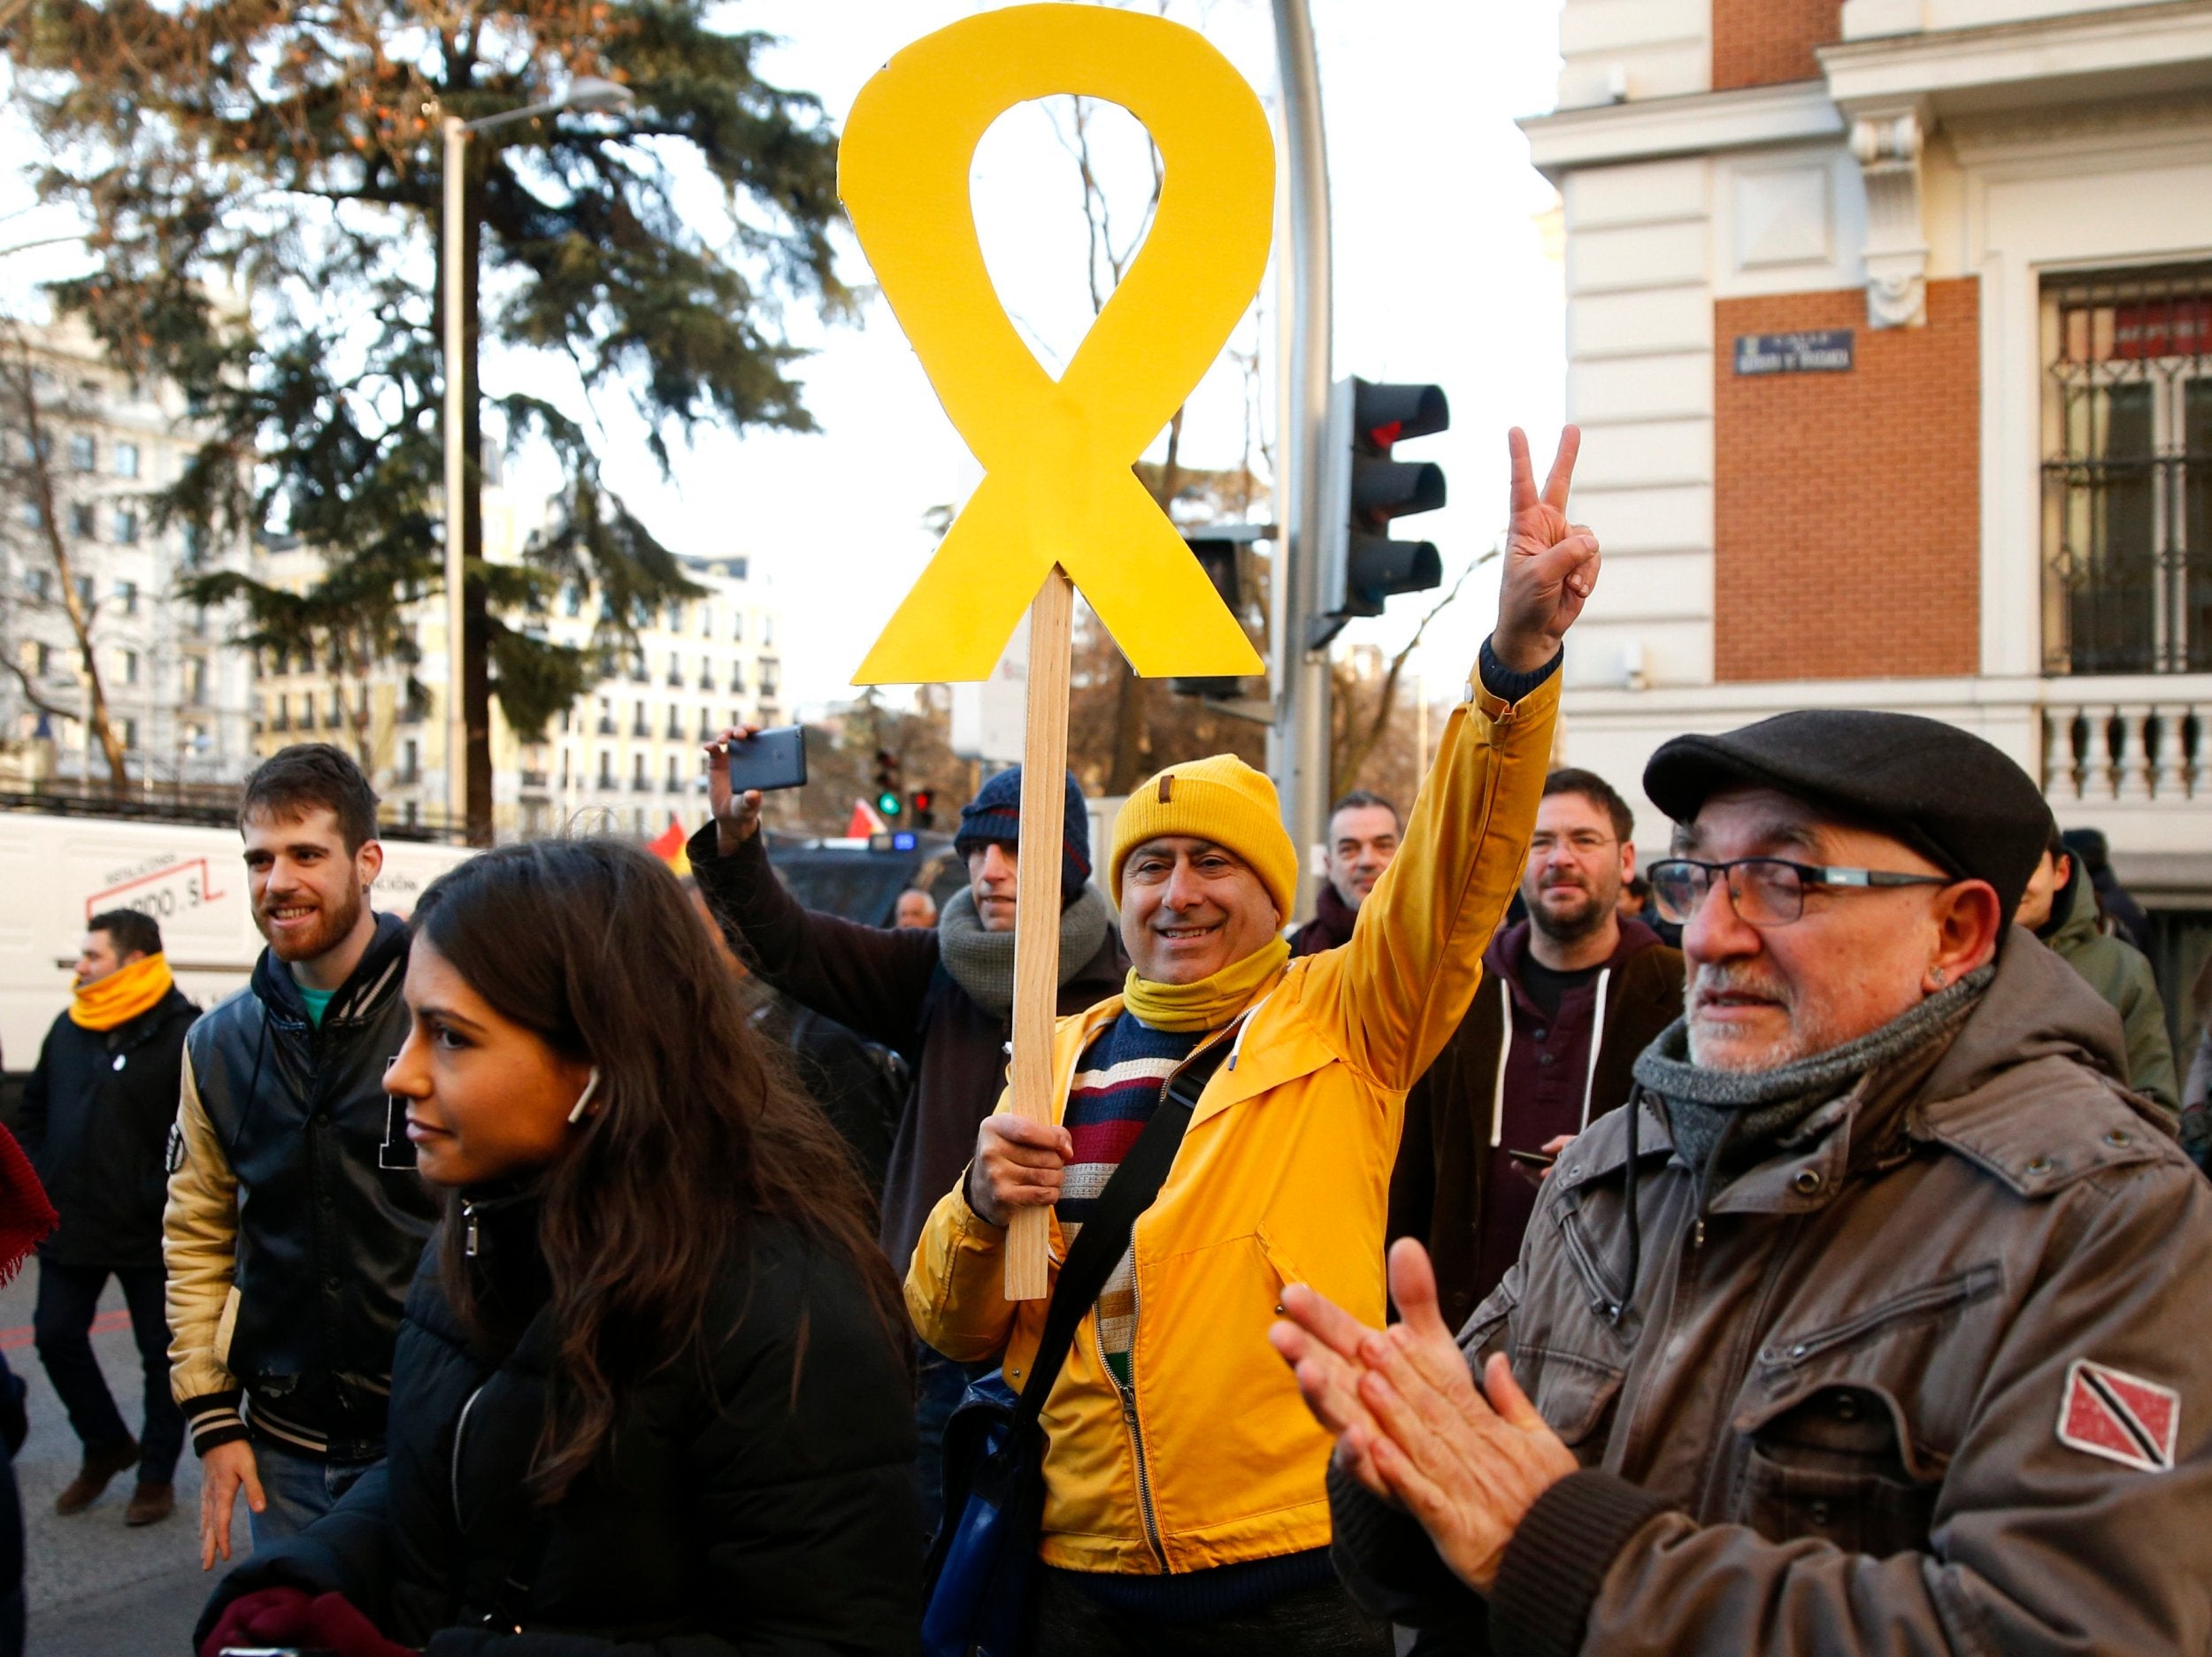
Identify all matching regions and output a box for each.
[841,4,1272,685]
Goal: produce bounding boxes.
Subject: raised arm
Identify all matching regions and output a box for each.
[689,727,943,1056]
[1302,428,1600,1091]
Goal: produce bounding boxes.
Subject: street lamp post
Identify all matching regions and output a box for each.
[1270,0,1333,917]
[440,77,633,844]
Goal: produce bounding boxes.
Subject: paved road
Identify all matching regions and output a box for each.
[0,1265,244,1655]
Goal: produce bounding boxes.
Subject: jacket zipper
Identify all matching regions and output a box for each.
[1102,1299,1167,1569]
[1558,1208,1626,1320]
[1759,1266,2000,1373]
[451,1382,486,1527]
[1092,1037,1227,1573]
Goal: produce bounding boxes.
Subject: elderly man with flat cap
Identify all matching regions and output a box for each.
[1275,710,2212,1657]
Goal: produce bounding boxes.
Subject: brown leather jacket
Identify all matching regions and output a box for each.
[1333,932,2212,1655]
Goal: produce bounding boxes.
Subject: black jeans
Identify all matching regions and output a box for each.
[33,1261,184,1484]
[1030,1570,1394,1657]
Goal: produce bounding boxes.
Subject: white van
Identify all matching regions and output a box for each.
[0,809,474,1069]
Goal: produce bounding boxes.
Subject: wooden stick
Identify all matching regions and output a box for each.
[1005,564,1076,1301]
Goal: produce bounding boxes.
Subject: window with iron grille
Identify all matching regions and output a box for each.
[2042,264,2212,675]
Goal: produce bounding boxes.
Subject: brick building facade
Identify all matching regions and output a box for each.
[1711,0,1842,91]
[1713,278,1979,682]
[1525,0,2212,1026]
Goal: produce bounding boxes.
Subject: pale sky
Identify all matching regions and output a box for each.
[3,0,1570,716]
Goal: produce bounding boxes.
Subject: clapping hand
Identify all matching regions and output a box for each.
[1268,1238,1578,1592]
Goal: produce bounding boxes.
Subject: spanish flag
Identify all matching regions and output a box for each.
[646,817,691,878]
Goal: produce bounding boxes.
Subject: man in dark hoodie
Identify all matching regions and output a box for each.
[2016,817,2178,1116]
[1389,768,1682,1328]
[165,745,440,1568]
[693,739,1124,1528]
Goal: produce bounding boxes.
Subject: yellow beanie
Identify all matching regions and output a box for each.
[1110,754,1299,924]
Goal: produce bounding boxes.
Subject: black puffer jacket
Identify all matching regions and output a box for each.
[197,1195,920,1654]
[19,986,196,1269]
[167,913,441,1458]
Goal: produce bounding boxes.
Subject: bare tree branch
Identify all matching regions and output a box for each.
[1332,545,1498,791]
[0,320,130,786]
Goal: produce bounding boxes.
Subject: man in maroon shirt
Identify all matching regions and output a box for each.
[1389,769,1683,1330]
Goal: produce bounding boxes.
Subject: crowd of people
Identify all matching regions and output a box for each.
[0,425,2207,1654]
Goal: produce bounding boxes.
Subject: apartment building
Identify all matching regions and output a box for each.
[0,315,257,792]
[251,535,783,840]
[1526,0,2212,999]
[534,553,785,839]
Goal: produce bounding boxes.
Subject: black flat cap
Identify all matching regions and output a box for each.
[1644,710,2049,917]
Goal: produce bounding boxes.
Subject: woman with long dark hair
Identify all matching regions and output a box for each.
[196,839,919,1656]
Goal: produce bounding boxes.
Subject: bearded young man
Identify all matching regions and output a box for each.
[164,744,439,1569]
[908,428,1599,1656]
[1279,713,2212,1657]
[1388,769,1682,1328]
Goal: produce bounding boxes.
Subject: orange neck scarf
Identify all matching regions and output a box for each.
[69,952,174,1032]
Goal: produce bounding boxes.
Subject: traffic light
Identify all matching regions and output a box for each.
[1312,378,1448,648]
[910,788,936,830]
[1170,525,1266,702]
[873,748,902,819]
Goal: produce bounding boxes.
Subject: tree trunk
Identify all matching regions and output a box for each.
[10,338,128,789]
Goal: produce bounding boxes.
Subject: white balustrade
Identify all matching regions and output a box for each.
[2041,687,2212,802]
[2117,702,2154,801]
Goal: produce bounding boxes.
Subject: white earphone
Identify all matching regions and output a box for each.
[568,1065,603,1125]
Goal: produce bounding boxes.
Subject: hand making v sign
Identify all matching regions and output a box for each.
[1490,426,1600,676]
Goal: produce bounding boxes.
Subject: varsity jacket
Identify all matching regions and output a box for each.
[164,913,440,1460]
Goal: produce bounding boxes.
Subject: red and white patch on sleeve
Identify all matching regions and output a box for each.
[2056,1359,2179,1473]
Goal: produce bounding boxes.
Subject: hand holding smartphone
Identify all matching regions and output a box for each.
[714,725,808,794]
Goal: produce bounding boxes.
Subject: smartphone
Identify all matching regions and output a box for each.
[718,725,808,793]
[1505,1148,1557,1170]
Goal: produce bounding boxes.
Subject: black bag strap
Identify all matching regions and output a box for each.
[1009,1017,1247,1432]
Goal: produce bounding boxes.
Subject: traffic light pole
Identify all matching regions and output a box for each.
[1270,0,1333,919]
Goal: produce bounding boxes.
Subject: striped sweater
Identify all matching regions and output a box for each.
[1049,1009,1338,1618]
[1056,1013,1203,1386]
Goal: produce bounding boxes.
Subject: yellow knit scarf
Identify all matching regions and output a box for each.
[1122,937,1290,1033]
[69,951,174,1032]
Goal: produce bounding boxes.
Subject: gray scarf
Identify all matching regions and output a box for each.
[936,884,1113,1016]
[1634,963,1997,1180]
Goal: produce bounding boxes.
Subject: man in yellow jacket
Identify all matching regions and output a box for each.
[906,428,1600,1654]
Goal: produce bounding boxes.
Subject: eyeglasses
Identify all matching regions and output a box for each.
[1646,857,1954,928]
